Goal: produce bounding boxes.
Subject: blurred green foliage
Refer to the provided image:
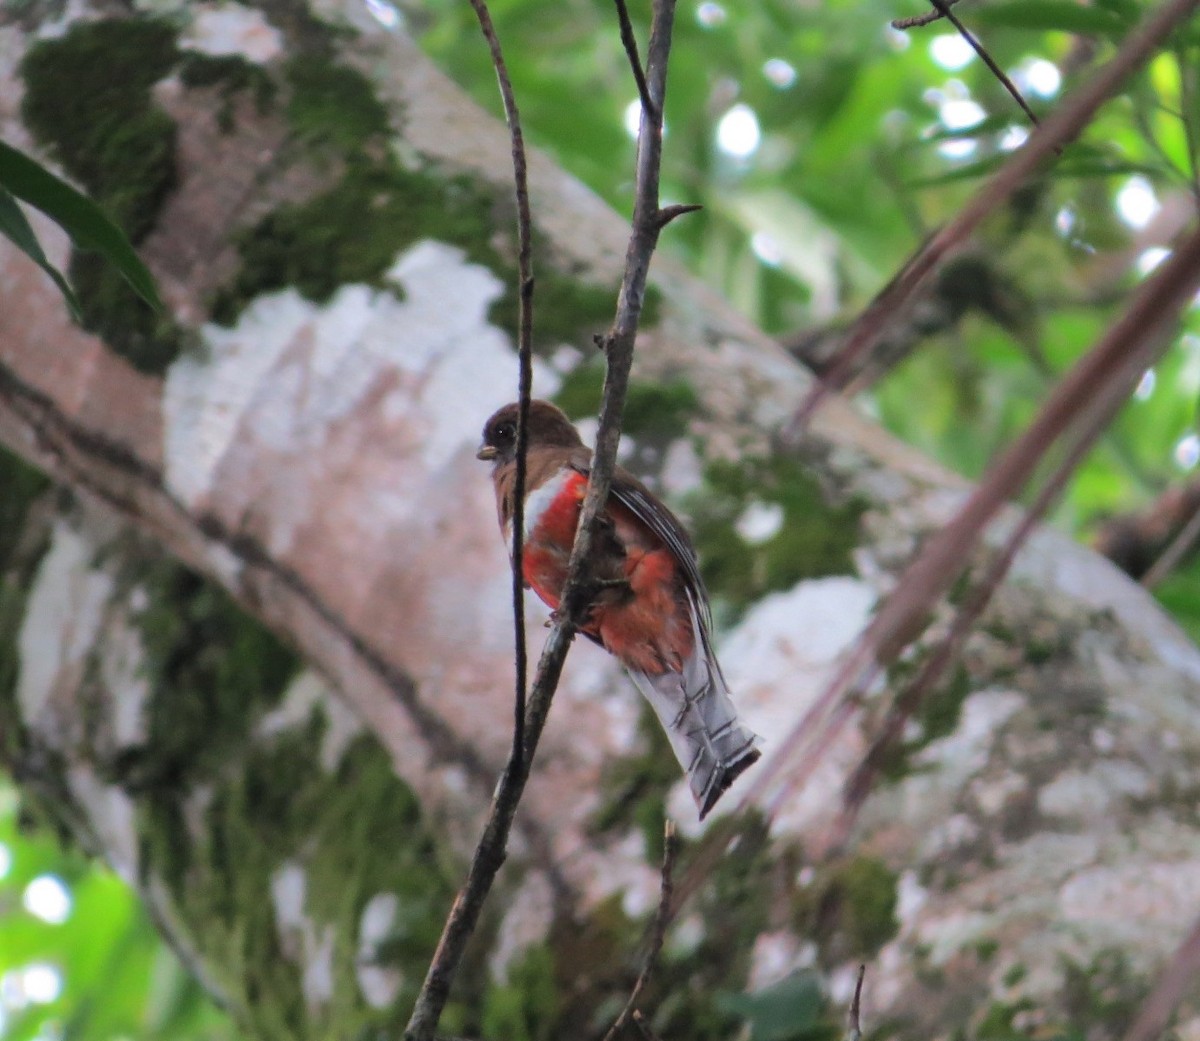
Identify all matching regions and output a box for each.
[0,786,240,1041]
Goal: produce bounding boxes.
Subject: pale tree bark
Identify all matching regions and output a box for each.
[1,3,1199,1040]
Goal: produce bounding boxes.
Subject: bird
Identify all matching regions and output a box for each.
[476,399,760,819]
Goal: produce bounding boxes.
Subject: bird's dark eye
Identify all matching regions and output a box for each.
[494,421,516,445]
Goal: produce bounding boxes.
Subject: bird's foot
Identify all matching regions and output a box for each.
[587,576,633,604]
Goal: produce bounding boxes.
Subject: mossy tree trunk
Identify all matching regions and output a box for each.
[2,4,1199,1040]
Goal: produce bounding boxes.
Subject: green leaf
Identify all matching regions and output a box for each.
[1154,566,1200,645]
[717,972,835,1041]
[971,0,1129,36]
[0,139,161,312]
[921,114,1034,143]
[911,152,1161,187]
[0,186,81,319]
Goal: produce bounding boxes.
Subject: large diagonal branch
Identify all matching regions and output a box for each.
[758,221,1200,816]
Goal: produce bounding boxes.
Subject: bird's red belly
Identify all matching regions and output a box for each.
[522,472,694,674]
[522,471,587,608]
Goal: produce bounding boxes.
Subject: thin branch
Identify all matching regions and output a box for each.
[614,0,656,120]
[925,0,1040,127]
[602,820,678,1041]
[845,965,866,1041]
[655,203,703,229]
[402,2,680,1037]
[462,0,536,770]
[1123,912,1200,1041]
[1140,499,1200,588]
[404,0,533,1033]
[787,0,1200,436]
[892,0,962,29]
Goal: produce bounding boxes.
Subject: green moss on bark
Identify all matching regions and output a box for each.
[180,53,278,132]
[161,723,462,1040]
[106,549,465,1036]
[20,19,179,239]
[878,664,972,782]
[120,561,463,1038]
[284,55,391,151]
[791,854,900,964]
[19,18,183,373]
[210,161,497,320]
[964,950,1150,1041]
[125,562,299,789]
[206,47,615,351]
[555,365,698,444]
[689,455,864,611]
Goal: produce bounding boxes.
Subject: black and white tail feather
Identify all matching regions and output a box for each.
[627,591,760,818]
[606,474,761,818]
[571,465,758,820]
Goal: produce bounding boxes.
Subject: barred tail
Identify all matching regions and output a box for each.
[628,609,760,819]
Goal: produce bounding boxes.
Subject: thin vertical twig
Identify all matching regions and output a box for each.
[463,0,535,764]
[614,0,655,119]
[602,821,678,1041]
[845,965,866,1041]
[925,0,1040,127]
[402,2,683,1037]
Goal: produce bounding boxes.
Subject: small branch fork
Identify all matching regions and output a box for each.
[891,0,961,29]
[614,0,655,120]
[921,0,1040,128]
[402,2,685,1038]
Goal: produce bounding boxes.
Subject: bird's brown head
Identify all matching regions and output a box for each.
[476,400,584,466]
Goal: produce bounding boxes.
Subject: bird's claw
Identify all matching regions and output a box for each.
[591,577,631,591]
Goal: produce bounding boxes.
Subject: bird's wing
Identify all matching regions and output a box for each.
[567,457,715,635]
